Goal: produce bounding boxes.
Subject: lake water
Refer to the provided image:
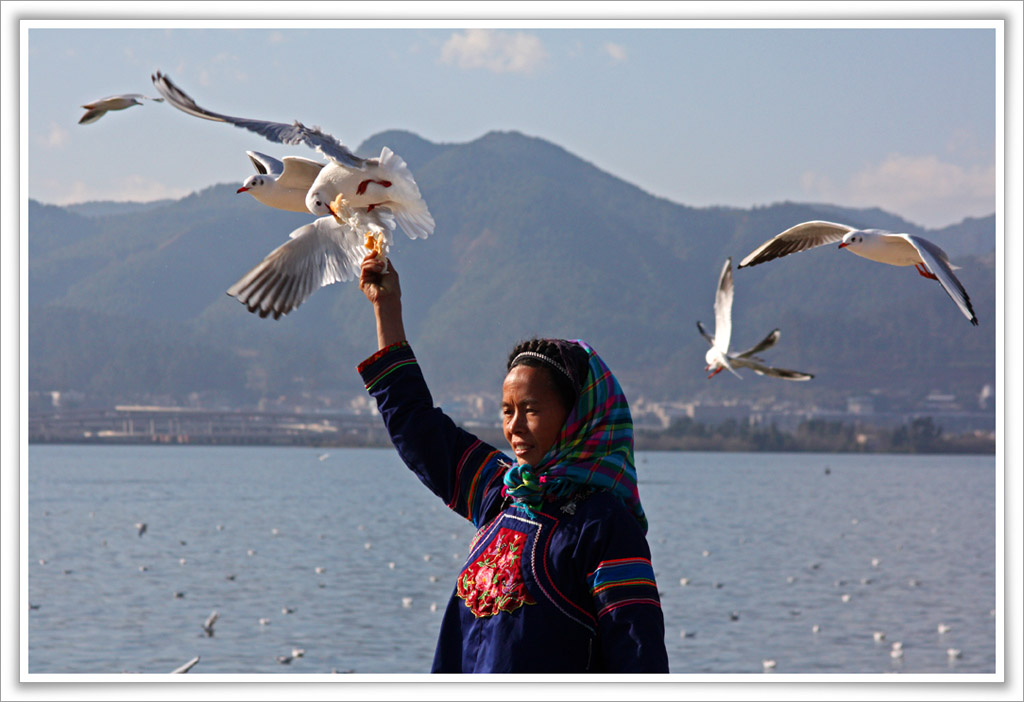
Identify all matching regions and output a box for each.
[24,445,998,677]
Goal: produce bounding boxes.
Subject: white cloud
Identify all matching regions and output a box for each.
[440,29,547,74]
[800,153,995,228]
[603,42,627,63]
[39,123,69,149]
[52,175,192,206]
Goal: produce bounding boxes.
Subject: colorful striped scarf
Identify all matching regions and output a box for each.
[502,340,648,533]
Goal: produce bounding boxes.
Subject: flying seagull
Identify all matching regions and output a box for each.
[202,610,219,637]
[151,71,434,240]
[79,93,163,125]
[236,151,326,213]
[697,257,814,381]
[738,220,978,326]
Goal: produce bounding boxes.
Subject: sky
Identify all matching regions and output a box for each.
[20,14,1002,230]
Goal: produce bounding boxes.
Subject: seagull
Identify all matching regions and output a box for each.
[738,220,978,326]
[937,622,952,634]
[151,71,434,240]
[202,610,219,637]
[224,201,397,319]
[697,257,814,381]
[170,656,200,674]
[237,151,326,213]
[79,93,163,125]
[135,522,147,537]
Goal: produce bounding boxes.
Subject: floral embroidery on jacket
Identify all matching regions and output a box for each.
[457,527,536,617]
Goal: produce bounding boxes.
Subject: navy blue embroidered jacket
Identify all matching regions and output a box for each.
[359,342,669,673]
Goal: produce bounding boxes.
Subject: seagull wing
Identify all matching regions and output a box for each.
[278,156,326,190]
[712,257,734,355]
[731,355,814,381]
[170,656,200,674]
[204,610,219,629]
[734,328,781,358]
[696,320,715,346]
[226,216,367,319]
[78,108,108,125]
[902,234,979,325]
[739,220,854,268]
[152,71,366,168]
[247,151,283,176]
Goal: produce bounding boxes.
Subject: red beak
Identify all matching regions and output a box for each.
[236,187,249,194]
[838,242,849,249]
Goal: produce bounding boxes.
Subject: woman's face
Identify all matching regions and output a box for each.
[501,364,571,466]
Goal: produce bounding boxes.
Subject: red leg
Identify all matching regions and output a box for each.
[915,262,939,280]
[707,367,724,380]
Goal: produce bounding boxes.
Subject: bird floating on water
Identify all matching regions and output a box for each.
[738,220,978,325]
[135,522,147,537]
[79,93,163,124]
[697,258,813,381]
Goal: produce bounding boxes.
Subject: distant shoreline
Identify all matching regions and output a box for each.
[26,432,995,456]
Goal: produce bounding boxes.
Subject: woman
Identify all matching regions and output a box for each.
[357,253,668,673]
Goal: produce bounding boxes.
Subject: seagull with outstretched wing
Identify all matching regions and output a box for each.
[79,93,163,124]
[738,220,978,326]
[698,257,814,381]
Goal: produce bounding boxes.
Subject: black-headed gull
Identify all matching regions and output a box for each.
[237,151,326,213]
[79,93,164,125]
[697,257,814,381]
[738,220,978,326]
[151,71,435,240]
[226,205,397,319]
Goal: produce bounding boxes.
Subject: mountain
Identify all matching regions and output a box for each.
[28,130,997,413]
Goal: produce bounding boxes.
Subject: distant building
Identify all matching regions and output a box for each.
[847,396,875,415]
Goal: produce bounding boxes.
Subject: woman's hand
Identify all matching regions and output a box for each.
[359,253,401,305]
[359,253,406,349]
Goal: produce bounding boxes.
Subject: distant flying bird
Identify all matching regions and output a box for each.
[737,220,978,326]
[202,610,219,637]
[697,257,814,381]
[135,522,147,537]
[79,93,163,124]
[151,71,434,240]
[236,150,326,213]
[224,204,397,319]
[170,656,200,674]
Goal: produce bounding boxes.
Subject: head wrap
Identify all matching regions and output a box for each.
[502,340,648,533]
